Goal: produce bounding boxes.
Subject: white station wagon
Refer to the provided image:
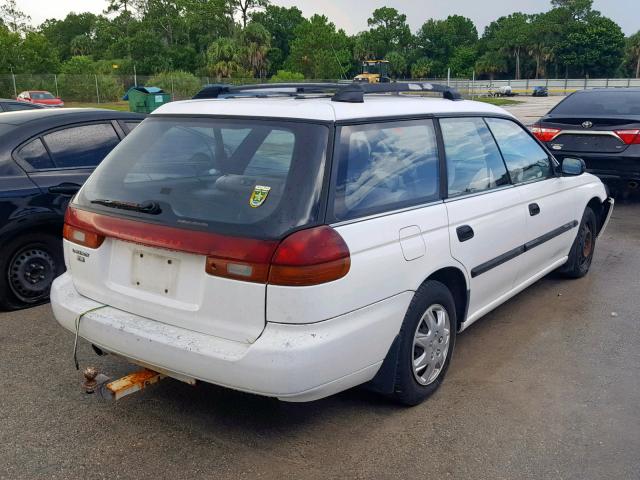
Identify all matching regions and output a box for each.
[51,83,613,405]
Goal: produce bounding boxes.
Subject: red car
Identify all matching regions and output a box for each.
[17,90,64,108]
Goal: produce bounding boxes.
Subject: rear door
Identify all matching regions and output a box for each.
[485,117,579,283]
[17,122,123,214]
[440,117,525,320]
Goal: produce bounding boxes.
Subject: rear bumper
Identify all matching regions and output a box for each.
[554,151,640,181]
[51,272,411,402]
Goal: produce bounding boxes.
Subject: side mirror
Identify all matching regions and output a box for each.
[561,157,586,176]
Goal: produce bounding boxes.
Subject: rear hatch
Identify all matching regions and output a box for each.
[67,116,329,343]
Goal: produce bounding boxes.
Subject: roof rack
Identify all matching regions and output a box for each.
[192,82,463,103]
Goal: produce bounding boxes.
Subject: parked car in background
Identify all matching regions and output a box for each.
[0,99,45,112]
[17,90,64,108]
[51,83,612,406]
[532,86,548,97]
[0,109,145,310]
[532,88,640,193]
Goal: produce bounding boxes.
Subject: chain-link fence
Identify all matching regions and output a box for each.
[3,73,640,104]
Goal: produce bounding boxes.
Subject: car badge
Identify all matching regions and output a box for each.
[582,121,593,129]
[249,185,271,208]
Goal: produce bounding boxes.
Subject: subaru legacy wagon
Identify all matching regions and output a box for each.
[51,83,613,405]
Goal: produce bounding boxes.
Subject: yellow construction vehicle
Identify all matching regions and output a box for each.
[354,60,391,83]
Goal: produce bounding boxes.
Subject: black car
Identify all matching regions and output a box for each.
[532,86,548,97]
[0,108,145,309]
[0,98,45,112]
[532,88,640,192]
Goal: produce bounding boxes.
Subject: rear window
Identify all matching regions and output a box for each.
[551,91,640,116]
[76,117,329,239]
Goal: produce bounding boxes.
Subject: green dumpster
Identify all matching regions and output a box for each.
[123,86,171,113]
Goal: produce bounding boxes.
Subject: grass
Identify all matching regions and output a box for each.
[473,97,522,106]
[64,101,130,111]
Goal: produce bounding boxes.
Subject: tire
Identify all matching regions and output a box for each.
[0,233,64,311]
[391,280,457,406]
[560,207,597,279]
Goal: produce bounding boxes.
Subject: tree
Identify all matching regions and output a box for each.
[40,13,99,61]
[482,13,530,79]
[239,22,271,77]
[0,23,20,72]
[21,33,60,73]
[251,5,303,73]
[366,7,412,59]
[416,15,478,77]
[475,51,507,80]
[385,51,407,78]
[269,69,304,82]
[0,0,30,33]
[207,37,244,78]
[231,0,268,28]
[550,0,593,21]
[286,15,351,79]
[410,58,432,79]
[625,32,640,78]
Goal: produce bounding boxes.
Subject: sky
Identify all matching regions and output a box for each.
[17,0,639,36]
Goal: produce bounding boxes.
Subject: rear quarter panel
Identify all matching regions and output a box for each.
[266,203,467,324]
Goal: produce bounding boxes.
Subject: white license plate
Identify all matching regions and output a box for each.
[131,249,179,296]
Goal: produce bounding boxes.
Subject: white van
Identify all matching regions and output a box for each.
[51,83,613,405]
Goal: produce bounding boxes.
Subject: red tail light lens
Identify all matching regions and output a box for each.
[531,126,561,142]
[63,208,105,248]
[614,129,640,145]
[269,226,351,286]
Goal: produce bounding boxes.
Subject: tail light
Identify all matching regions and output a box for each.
[64,206,350,286]
[614,129,640,145]
[269,226,351,286]
[531,126,561,142]
[63,208,105,248]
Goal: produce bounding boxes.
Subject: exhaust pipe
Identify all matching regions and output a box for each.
[628,181,638,190]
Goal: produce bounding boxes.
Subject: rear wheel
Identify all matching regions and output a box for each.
[560,207,597,279]
[391,281,457,406]
[0,234,64,310]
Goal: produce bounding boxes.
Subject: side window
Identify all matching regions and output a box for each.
[17,138,55,170]
[43,123,120,168]
[440,117,509,197]
[485,117,552,184]
[333,120,440,220]
[123,121,142,133]
[5,103,39,111]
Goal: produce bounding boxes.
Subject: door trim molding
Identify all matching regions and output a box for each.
[470,220,578,278]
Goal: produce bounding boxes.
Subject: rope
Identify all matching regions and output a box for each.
[73,305,108,370]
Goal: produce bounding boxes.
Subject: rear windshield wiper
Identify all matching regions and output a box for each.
[90,199,162,215]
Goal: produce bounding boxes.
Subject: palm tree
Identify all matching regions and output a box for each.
[475,52,507,80]
[240,23,271,78]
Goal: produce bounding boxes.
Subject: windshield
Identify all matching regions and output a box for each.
[550,91,640,116]
[76,117,329,239]
[31,92,55,99]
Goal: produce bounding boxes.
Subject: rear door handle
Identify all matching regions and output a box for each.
[456,225,474,242]
[48,183,81,195]
[529,203,541,216]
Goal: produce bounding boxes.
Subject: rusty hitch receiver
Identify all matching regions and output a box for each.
[82,367,165,401]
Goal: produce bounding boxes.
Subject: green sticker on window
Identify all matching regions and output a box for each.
[249,185,271,208]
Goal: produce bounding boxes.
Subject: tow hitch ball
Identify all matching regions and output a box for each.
[82,367,164,400]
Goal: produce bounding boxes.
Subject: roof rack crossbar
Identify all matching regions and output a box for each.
[192,82,463,103]
[331,82,463,103]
